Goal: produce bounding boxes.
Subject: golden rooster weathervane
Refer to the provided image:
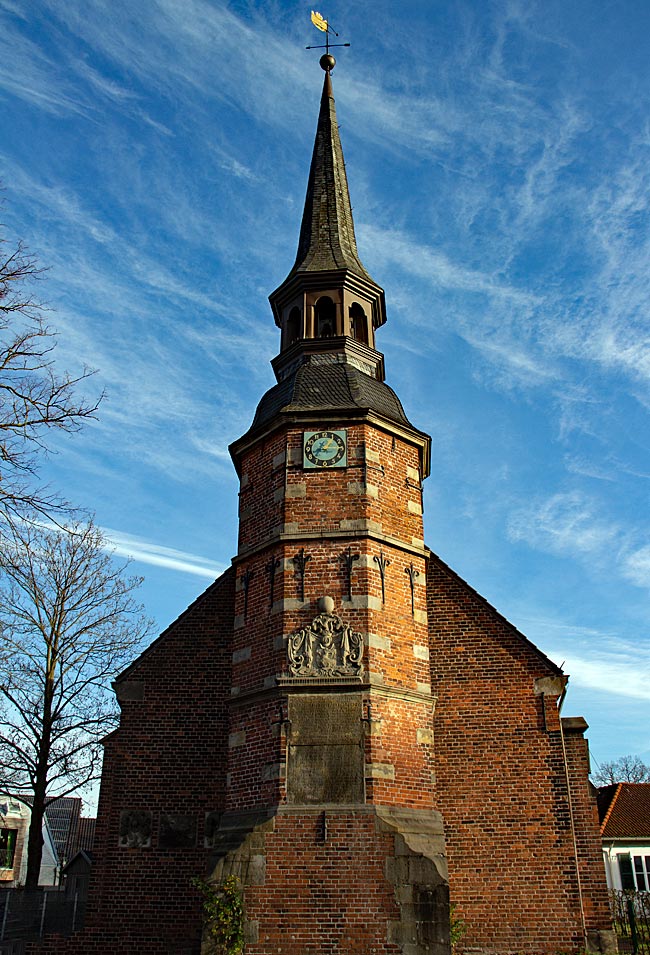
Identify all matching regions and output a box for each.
[306,10,350,68]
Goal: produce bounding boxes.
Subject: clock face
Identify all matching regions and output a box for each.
[303,430,347,469]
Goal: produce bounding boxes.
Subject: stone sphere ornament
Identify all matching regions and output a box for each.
[318,595,335,614]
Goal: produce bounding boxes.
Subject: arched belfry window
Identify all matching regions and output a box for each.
[315,296,336,338]
[286,307,301,346]
[350,303,369,345]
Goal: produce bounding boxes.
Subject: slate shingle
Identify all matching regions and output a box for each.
[250,358,411,432]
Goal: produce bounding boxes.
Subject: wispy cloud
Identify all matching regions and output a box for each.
[101,527,225,579]
[507,490,620,558]
[514,612,650,702]
[566,651,650,702]
[362,223,538,305]
[622,546,650,590]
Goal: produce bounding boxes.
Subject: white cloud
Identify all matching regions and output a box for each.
[362,223,538,305]
[566,651,650,702]
[507,490,620,558]
[101,527,225,579]
[622,546,650,590]
[514,612,650,702]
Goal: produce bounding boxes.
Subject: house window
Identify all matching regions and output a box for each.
[618,853,650,891]
[1,829,17,868]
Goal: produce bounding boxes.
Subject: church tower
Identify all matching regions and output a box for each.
[222,53,449,953]
[40,48,616,955]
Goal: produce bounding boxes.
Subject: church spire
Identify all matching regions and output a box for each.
[292,58,372,280]
[269,56,387,353]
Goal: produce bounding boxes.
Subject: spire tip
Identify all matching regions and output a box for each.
[320,53,336,72]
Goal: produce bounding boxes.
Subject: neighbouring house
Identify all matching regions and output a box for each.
[0,796,96,889]
[42,798,82,868]
[62,850,93,903]
[41,798,96,869]
[598,782,650,891]
[0,797,59,887]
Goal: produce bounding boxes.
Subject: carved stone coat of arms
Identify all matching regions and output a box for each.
[287,606,363,678]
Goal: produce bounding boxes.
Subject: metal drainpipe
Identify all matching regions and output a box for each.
[558,690,589,951]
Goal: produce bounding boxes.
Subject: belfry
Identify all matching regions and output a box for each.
[35,53,616,955]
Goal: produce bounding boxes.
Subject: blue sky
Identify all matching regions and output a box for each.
[1,0,649,782]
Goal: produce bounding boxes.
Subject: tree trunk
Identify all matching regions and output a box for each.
[25,785,46,888]
[25,677,54,889]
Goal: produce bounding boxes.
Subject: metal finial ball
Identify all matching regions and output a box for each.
[320,54,336,72]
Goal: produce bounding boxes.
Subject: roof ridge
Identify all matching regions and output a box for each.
[600,782,623,835]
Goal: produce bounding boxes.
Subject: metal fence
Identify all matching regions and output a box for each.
[0,887,86,953]
[610,889,650,954]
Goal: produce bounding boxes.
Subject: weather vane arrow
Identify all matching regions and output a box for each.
[306,10,350,64]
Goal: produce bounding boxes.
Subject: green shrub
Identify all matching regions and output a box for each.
[192,875,245,954]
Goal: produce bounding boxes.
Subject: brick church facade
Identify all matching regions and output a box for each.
[34,57,616,955]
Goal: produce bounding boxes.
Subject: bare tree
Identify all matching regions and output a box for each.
[0,517,152,887]
[592,754,650,786]
[0,232,100,519]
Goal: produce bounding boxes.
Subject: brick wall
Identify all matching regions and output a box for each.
[427,553,614,953]
[29,412,615,955]
[33,571,235,954]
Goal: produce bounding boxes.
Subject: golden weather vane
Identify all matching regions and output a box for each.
[306,10,350,63]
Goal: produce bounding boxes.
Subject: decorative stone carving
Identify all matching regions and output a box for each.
[119,809,152,848]
[159,812,197,849]
[287,598,363,677]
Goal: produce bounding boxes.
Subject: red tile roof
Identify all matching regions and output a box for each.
[599,783,650,839]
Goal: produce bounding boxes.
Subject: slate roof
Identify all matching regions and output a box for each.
[599,783,650,839]
[43,797,82,862]
[250,357,411,432]
[23,796,96,862]
[288,70,374,283]
[74,816,96,854]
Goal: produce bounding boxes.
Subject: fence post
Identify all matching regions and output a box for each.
[626,894,638,955]
[39,890,48,939]
[1,890,9,941]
